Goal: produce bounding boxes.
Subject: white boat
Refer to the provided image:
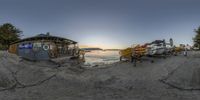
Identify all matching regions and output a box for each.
[147,38,174,56]
[147,44,166,55]
[146,39,167,56]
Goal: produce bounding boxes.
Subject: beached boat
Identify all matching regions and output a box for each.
[147,42,166,55]
[147,38,174,56]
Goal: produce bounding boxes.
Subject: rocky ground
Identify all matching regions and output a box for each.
[0,51,200,100]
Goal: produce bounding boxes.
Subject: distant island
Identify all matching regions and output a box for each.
[80,48,103,51]
[104,49,121,51]
[80,48,121,51]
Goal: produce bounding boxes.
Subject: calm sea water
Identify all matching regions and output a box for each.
[83,50,120,67]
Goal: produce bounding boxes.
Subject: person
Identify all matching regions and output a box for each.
[78,49,85,62]
[183,46,187,56]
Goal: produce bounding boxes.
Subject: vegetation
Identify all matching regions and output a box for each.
[193,27,200,49]
[0,23,22,50]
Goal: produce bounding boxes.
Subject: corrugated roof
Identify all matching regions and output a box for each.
[10,34,77,44]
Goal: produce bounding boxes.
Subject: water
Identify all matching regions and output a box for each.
[83,50,120,67]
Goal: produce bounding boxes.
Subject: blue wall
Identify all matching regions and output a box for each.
[18,42,50,60]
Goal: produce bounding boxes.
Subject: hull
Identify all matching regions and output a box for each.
[148,47,166,55]
[154,48,165,55]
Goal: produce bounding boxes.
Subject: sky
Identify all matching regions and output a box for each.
[1,0,200,49]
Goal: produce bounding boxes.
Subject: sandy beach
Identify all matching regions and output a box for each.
[0,51,200,100]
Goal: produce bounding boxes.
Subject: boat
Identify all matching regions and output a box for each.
[147,40,166,55]
[147,38,174,56]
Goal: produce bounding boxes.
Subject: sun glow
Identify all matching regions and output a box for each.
[77,32,124,49]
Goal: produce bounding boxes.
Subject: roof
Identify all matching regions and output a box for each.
[10,34,77,44]
[151,40,165,44]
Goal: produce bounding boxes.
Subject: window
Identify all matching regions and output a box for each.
[33,42,42,51]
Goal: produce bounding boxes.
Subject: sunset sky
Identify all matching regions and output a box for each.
[1,0,200,49]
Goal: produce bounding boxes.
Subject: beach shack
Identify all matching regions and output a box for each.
[8,33,79,60]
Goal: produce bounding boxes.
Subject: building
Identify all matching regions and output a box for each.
[8,33,79,61]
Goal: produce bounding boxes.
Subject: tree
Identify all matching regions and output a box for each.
[193,26,200,49]
[0,23,22,49]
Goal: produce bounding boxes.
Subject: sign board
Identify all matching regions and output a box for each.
[19,43,33,49]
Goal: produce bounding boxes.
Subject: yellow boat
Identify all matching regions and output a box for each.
[119,45,147,62]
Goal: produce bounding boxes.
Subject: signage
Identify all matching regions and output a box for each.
[19,43,33,49]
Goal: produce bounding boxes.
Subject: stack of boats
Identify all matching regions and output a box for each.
[120,38,182,62]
